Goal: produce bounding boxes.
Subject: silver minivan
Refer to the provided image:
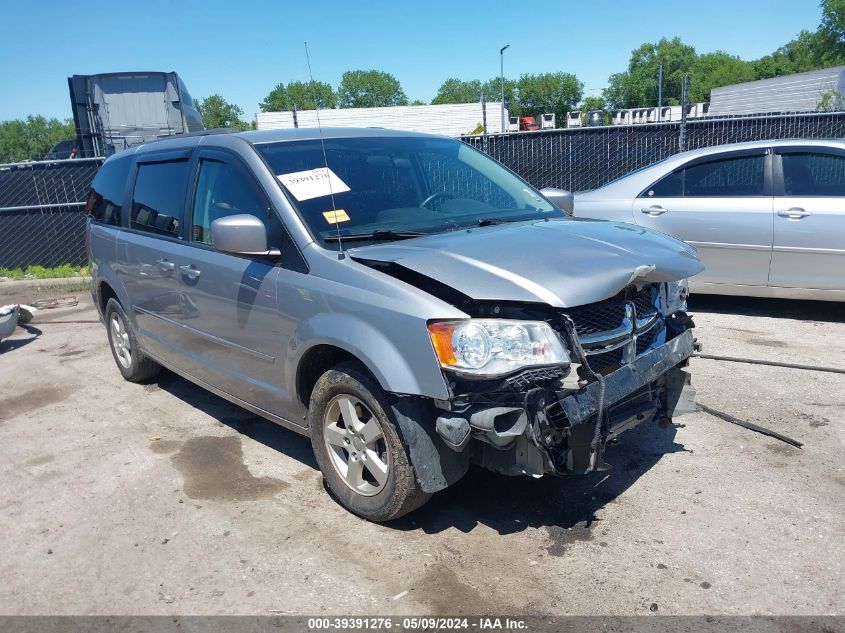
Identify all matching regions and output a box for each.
[88,128,703,521]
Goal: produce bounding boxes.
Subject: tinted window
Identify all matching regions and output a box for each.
[191,159,267,245]
[782,152,845,196]
[87,155,132,226]
[644,170,683,198]
[684,155,764,197]
[130,160,189,236]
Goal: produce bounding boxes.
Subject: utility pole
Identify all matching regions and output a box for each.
[679,74,689,151]
[657,62,664,122]
[500,44,510,132]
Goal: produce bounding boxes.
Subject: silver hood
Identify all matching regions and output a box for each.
[350,218,704,308]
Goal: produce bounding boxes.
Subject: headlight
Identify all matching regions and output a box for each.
[427,319,569,376]
[662,279,689,314]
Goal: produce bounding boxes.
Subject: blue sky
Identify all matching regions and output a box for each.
[0,0,823,121]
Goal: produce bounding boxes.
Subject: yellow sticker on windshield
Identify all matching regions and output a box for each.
[322,209,350,224]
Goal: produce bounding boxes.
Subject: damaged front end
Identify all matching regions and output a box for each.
[430,281,699,479]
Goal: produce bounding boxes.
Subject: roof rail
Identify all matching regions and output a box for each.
[145,128,240,144]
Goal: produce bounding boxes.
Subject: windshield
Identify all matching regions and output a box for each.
[254,136,559,247]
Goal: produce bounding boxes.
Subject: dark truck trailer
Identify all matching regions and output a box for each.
[68,71,204,157]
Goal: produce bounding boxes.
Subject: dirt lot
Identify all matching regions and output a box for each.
[0,289,842,616]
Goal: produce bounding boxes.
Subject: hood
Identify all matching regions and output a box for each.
[350,218,703,308]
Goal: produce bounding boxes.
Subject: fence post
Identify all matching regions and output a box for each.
[292,104,298,128]
[679,75,689,151]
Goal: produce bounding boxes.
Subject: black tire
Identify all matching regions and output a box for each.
[307,362,430,522]
[104,298,161,383]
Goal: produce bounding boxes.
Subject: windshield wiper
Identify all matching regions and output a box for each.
[323,229,427,243]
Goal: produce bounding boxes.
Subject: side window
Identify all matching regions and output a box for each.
[643,170,683,198]
[782,152,845,196]
[130,160,189,236]
[684,155,764,197]
[87,155,131,225]
[190,159,267,245]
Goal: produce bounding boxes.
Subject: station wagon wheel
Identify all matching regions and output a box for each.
[110,311,132,369]
[323,395,391,496]
[104,298,161,383]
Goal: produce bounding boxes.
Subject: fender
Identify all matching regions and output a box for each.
[288,311,451,401]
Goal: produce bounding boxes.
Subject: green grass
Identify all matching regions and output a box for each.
[0,264,89,280]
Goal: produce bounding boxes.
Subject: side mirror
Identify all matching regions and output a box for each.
[210,214,280,257]
[540,188,574,216]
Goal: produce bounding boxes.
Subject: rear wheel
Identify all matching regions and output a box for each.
[105,298,160,382]
[308,363,430,521]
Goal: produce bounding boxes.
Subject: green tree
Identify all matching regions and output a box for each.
[604,37,698,109]
[431,78,482,104]
[822,0,845,42]
[260,80,336,112]
[195,95,252,130]
[0,115,75,163]
[516,72,583,122]
[337,70,408,108]
[689,52,756,102]
[482,77,519,113]
[580,96,606,111]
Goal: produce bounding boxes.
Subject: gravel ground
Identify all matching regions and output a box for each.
[0,293,842,616]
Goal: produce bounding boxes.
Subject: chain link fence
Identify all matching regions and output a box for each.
[0,158,102,270]
[464,110,845,191]
[1,110,844,271]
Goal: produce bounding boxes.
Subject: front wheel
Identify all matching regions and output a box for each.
[307,363,430,522]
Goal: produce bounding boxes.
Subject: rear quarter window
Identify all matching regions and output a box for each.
[87,155,132,226]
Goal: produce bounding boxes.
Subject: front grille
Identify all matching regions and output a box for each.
[636,325,661,355]
[586,347,624,374]
[558,283,662,377]
[632,286,658,319]
[564,284,658,337]
[565,292,627,336]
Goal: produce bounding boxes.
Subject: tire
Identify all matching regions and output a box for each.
[307,362,431,522]
[105,298,161,383]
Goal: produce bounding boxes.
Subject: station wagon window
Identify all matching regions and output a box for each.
[781,152,845,196]
[683,155,764,197]
[130,160,189,237]
[191,159,268,245]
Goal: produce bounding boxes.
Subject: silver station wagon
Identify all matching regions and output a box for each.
[87,128,702,521]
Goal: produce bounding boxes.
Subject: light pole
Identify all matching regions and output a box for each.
[500,44,510,132]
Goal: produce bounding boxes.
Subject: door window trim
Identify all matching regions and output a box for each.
[183,147,310,272]
[772,146,845,197]
[123,152,193,242]
[638,148,773,198]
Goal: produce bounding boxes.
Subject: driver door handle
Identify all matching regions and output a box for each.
[777,207,811,219]
[641,205,668,216]
[179,264,201,279]
[155,258,175,273]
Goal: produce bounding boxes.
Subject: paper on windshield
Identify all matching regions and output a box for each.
[277,167,350,201]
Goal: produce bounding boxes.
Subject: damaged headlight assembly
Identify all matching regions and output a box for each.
[661,278,689,314]
[427,319,570,377]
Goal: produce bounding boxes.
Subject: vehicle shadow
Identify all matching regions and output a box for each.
[0,323,43,353]
[152,369,318,470]
[391,419,691,536]
[150,370,690,535]
[688,294,845,323]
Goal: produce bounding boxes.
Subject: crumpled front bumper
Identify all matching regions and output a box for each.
[435,329,697,479]
[551,329,696,474]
